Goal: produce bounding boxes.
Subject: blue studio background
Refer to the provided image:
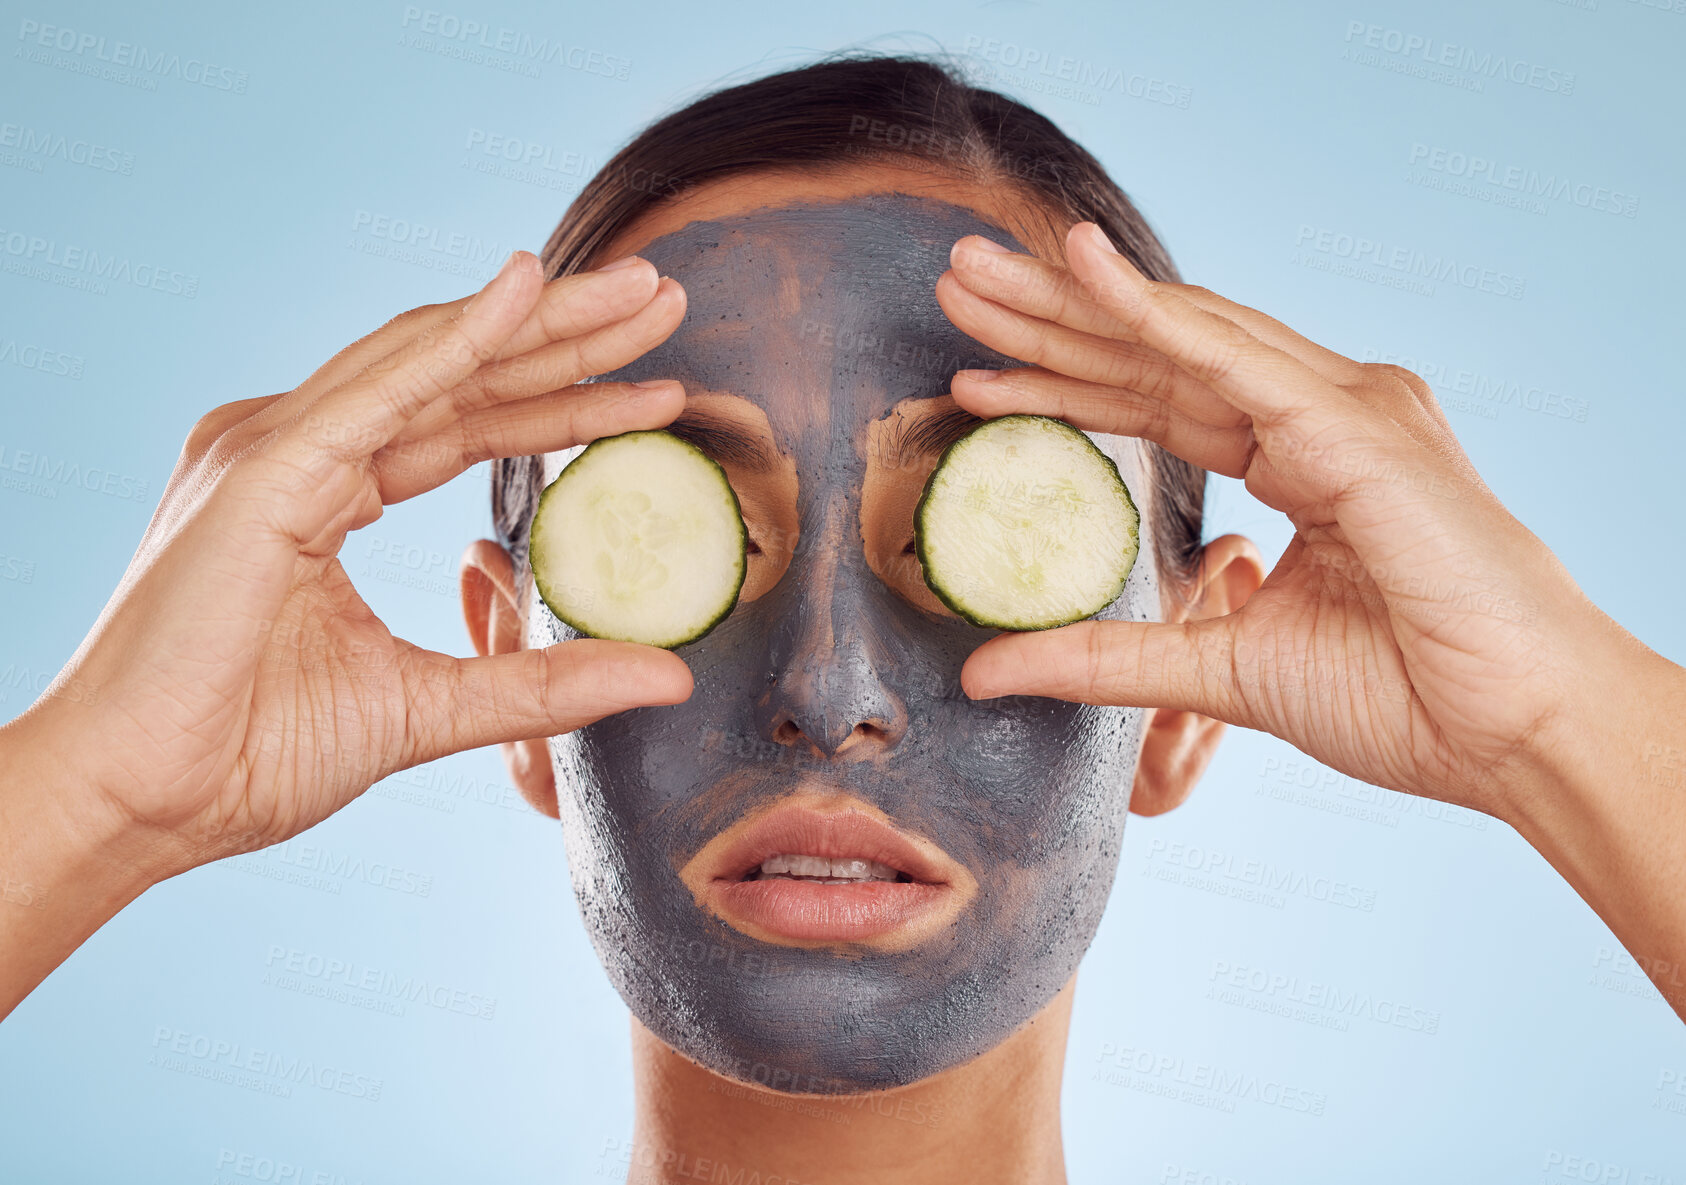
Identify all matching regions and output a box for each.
[2,1,1683,1181]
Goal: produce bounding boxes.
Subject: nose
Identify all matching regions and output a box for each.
[761,497,907,760]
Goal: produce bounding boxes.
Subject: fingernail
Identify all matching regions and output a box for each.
[633,379,672,389]
[953,236,1011,264]
[955,369,1002,383]
[596,254,647,272]
[496,250,535,279]
[1080,223,1119,256]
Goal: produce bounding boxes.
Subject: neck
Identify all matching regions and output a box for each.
[624,979,1074,1185]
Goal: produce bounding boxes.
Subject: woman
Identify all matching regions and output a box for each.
[1,54,1680,1183]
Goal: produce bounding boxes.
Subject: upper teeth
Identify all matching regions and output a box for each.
[758,854,900,882]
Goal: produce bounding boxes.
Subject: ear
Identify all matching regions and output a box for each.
[1129,533,1266,817]
[460,539,558,819]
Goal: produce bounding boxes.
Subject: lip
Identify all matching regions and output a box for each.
[679,789,978,951]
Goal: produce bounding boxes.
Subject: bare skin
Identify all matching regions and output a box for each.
[0,160,1681,1185]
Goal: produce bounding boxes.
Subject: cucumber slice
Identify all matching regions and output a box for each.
[914,415,1139,631]
[529,430,747,648]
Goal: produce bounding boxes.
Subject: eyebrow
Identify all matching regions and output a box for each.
[880,404,986,470]
[664,408,784,473]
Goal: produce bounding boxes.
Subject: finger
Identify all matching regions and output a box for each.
[1169,286,1452,454]
[1160,286,1467,453]
[295,257,662,403]
[495,256,661,359]
[397,638,694,767]
[949,235,1154,342]
[370,379,687,503]
[935,270,1242,427]
[949,368,1255,477]
[390,277,687,443]
[1063,222,1358,434]
[1152,285,1366,387]
[1061,222,1439,511]
[1026,238,1461,477]
[962,618,1241,723]
[277,250,544,466]
[947,236,1453,461]
[949,235,1352,391]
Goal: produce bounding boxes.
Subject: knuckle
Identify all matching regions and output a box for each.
[1363,362,1431,400]
[182,397,270,465]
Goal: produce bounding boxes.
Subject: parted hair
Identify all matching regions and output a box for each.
[492,52,1206,603]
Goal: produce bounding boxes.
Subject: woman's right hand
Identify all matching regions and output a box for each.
[5,250,693,886]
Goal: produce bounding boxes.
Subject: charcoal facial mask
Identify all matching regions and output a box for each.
[530,194,1159,1092]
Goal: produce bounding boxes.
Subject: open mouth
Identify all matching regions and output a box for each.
[745,855,912,884]
[679,790,977,950]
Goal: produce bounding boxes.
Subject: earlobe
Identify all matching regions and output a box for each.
[460,539,560,819]
[1129,533,1265,817]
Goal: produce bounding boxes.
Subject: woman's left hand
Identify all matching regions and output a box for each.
[934,223,1656,826]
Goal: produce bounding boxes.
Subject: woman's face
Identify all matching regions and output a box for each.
[529,176,1162,1093]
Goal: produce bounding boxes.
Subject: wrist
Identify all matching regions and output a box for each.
[1498,610,1686,1013]
[0,710,176,1018]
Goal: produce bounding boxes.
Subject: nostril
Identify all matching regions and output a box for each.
[767,714,899,759]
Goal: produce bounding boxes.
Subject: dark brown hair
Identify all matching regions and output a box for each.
[493,52,1206,604]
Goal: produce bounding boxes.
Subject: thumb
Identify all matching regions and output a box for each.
[961,618,1242,722]
[398,639,693,769]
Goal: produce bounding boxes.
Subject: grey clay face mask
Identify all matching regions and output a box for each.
[529,193,1160,1093]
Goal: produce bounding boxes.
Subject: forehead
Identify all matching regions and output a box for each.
[607,195,1031,440]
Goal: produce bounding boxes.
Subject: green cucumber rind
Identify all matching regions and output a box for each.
[913,414,1139,631]
[529,429,748,650]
